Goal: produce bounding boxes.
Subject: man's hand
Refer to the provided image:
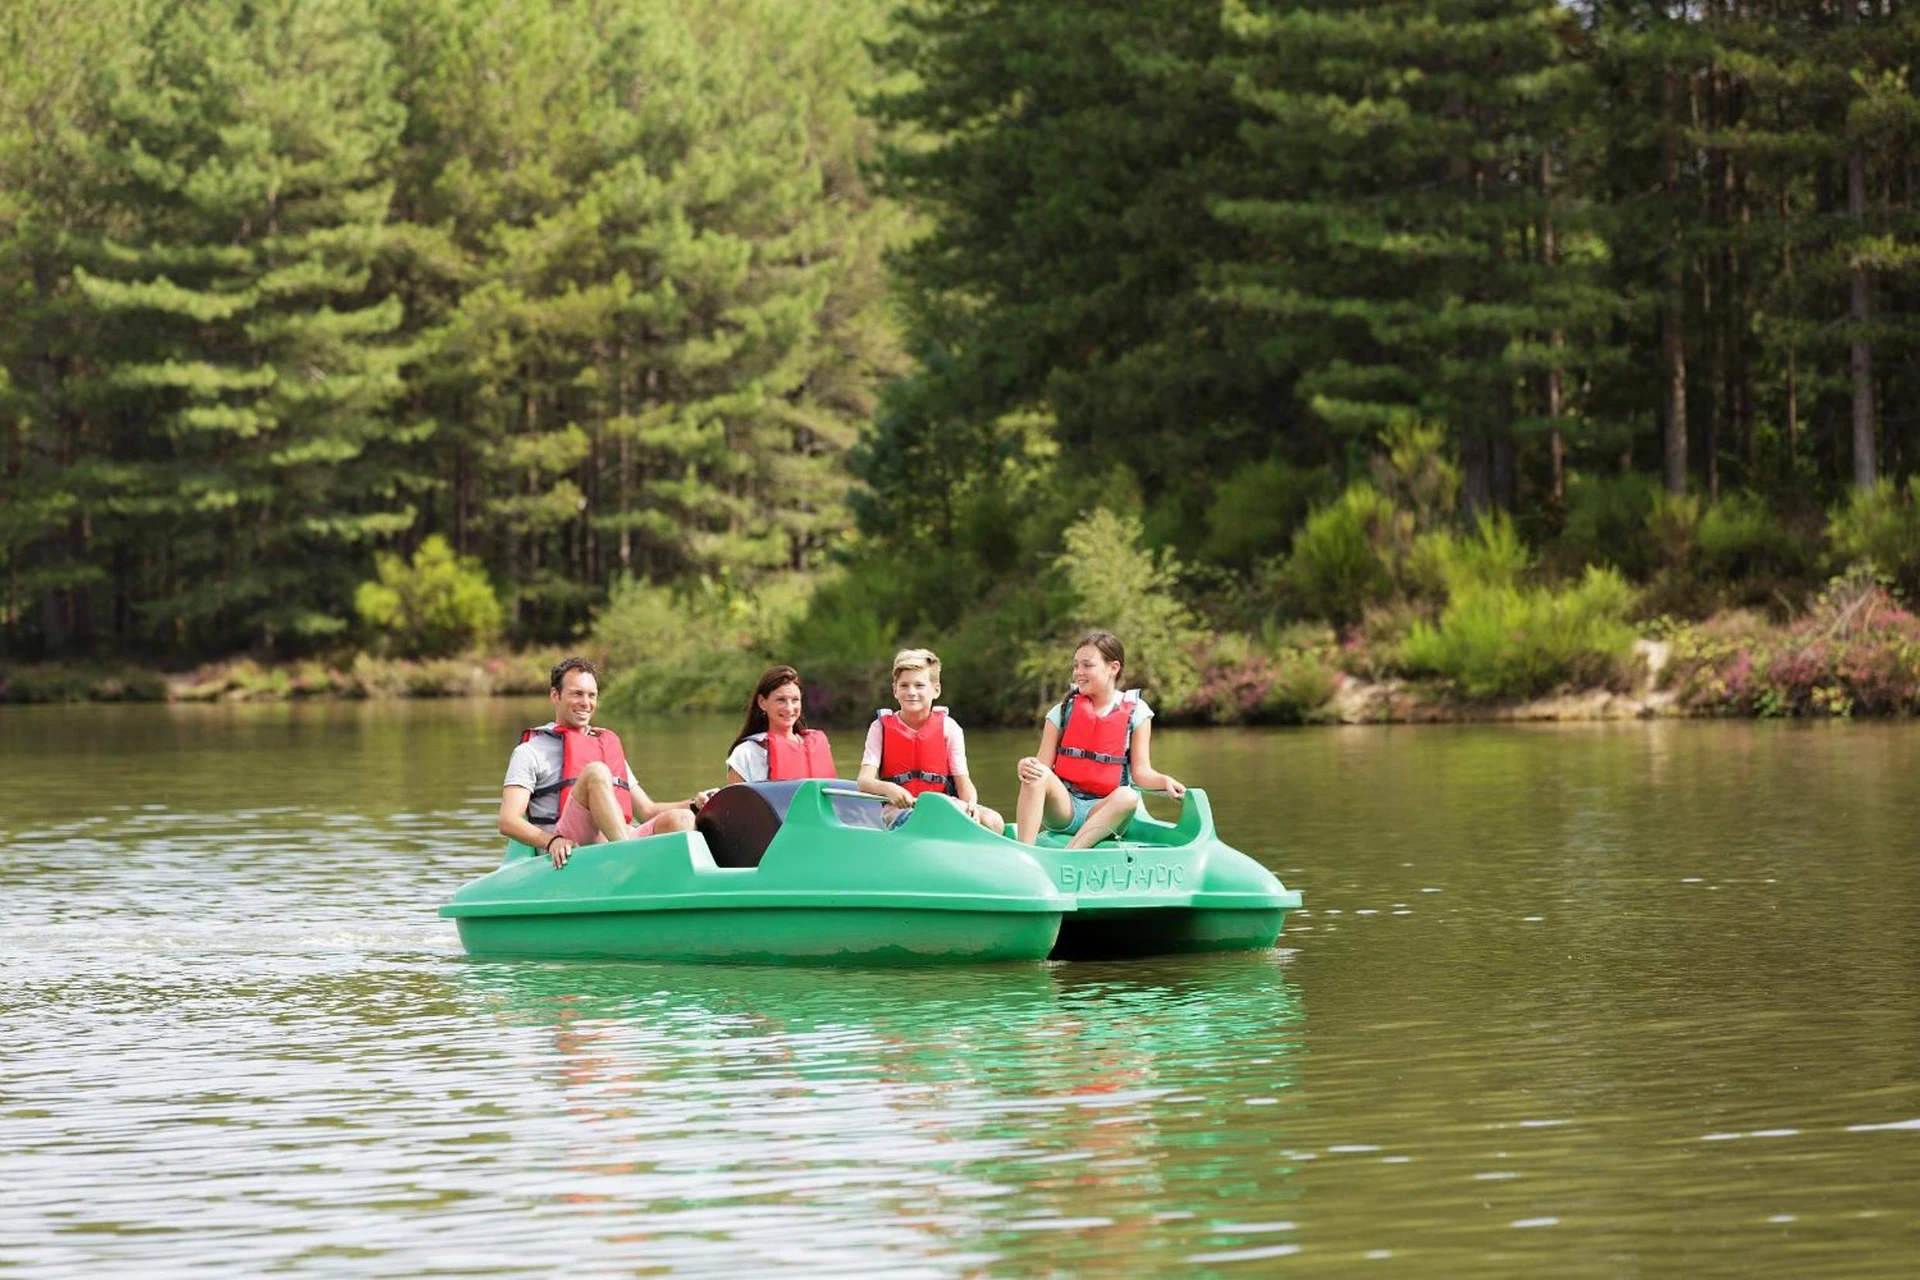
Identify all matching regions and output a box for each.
[547,835,575,869]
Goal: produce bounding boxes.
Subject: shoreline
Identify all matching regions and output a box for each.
[0,640,1776,724]
[6,629,1913,723]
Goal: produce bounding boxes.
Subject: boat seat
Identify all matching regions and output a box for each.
[695,780,884,868]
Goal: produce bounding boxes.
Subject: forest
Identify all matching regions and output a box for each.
[4,0,1919,721]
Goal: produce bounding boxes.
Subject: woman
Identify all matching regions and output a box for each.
[725,665,837,782]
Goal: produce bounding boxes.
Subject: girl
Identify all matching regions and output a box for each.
[1014,632,1185,847]
[725,665,837,783]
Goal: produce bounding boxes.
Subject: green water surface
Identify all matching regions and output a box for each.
[3,703,1916,1275]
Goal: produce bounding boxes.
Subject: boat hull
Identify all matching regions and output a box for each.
[454,906,1063,965]
[1051,907,1286,960]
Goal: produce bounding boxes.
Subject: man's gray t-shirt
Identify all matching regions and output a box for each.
[504,723,641,827]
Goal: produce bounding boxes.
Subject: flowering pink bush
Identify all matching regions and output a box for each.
[1669,573,1920,717]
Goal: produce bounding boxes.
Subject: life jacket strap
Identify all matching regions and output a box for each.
[883,769,951,786]
[1056,745,1128,766]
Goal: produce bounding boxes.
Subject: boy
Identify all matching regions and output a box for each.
[856,648,1006,832]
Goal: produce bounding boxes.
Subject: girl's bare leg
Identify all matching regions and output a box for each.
[1066,787,1139,850]
[1015,773,1073,844]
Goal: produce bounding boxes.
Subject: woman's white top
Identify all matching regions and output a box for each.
[724,733,772,783]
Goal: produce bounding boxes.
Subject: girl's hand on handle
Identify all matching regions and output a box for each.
[890,784,916,807]
[1164,777,1186,800]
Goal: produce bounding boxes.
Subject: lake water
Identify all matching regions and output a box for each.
[4,703,1918,1275]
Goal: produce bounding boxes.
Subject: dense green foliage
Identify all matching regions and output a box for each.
[843,0,1920,717]
[5,0,1919,724]
[2,0,901,659]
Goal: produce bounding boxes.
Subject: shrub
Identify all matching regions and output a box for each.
[1697,492,1805,581]
[1401,565,1639,700]
[1407,512,1530,600]
[1371,423,1461,531]
[1556,471,1659,576]
[1200,457,1336,569]
[1184,630,1339,725]
[354,536,504,658]
[1282,483,1405,626]
[1829,478,1920,596]
[1662,571,1920,716]
[593,576,794,718]
[779,574,900,723]
[1187,632,1269,724]
[1261,649,1340,724]
[0,664,168,703]
[1022,507,1203,709]
[934,579,1058,726]
[1336,599,1427,679]
[1646,492,1702,575]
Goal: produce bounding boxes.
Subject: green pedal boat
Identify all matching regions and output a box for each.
[440,781,1303,966]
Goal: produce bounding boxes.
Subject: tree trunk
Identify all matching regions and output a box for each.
[1845,0,1875,488]
[1848,148,1875,488]
[1462,432,1492,515]
[1663,72,1688,495]
[1542,153,1565,504]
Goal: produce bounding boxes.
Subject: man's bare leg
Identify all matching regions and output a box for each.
[649,807,696,834]
[572,762,632,843]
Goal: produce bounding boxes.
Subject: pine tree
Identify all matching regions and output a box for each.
[71,0,408,653]
[1215,0,1617,512]
[0,0,128,655]
[869,0,1271,498]
[386,0,904,638]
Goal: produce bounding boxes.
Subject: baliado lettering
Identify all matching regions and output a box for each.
[1058,864,1186,892]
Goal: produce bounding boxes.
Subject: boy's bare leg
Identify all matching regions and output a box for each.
[1066,787,1139,850]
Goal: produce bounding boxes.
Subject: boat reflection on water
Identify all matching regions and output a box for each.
[450,954,1308,1273]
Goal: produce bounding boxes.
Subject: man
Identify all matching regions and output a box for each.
[500,656,713,868]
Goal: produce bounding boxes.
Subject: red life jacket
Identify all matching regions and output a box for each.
[1052,689,1139,798]
[877,707,955,796]
[766,728,835,780]
[520,724,634,828]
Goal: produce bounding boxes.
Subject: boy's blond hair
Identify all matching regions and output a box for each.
[890,647,942,684]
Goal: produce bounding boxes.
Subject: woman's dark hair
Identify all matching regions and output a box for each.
[549,655,602,691]
[1075,631,1125,681]
[732,665,810,748]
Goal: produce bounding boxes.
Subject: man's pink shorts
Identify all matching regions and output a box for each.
[554,803,660,845]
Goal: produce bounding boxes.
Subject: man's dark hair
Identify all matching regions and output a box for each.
[549,656,601,691]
